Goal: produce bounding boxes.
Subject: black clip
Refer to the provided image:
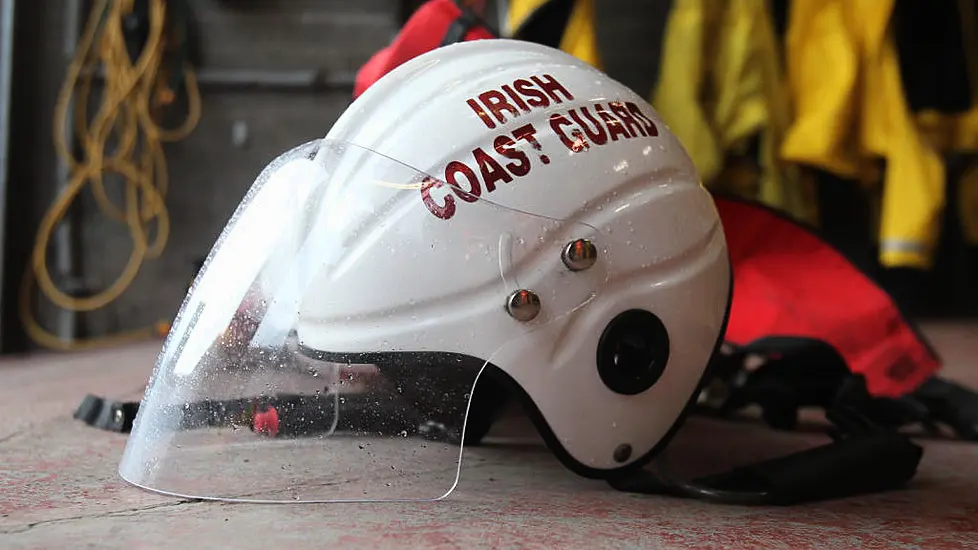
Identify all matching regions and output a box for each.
[73,394,139,433]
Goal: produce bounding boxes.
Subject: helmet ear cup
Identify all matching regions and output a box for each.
[596,309,671,396]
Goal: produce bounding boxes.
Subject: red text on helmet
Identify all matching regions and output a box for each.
[420,124,542,220]
[549,101,658,152]
[422,76,662,221]
[466,74,574,129]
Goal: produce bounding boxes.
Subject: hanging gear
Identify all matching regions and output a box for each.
[652,0,816,225]
[781,0,978,270]
[23,0,200,350]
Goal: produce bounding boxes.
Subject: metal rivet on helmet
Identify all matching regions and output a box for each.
[561,239,598,271]
[506,289,541,322]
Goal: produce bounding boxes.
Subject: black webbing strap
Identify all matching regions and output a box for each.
[701,336,978,441]
[611,351,925,505]
[608,425,923,506]
[911,376,978,440]
[608,335,976,506]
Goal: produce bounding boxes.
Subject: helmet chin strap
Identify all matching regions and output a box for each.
[605,337,931,506]
[607,407,924,506]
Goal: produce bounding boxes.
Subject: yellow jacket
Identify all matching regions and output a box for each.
[652,0,815,223]
[783,0,978,267]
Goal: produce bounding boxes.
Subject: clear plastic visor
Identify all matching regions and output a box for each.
[118,139,605,503]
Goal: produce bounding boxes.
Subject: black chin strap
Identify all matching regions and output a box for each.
[608,404,924,505]
[699,336,978,441]
[610,335,971,506]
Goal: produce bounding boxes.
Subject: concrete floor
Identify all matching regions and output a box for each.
[2,323,977,549]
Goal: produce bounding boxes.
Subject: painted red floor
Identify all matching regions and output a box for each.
[1,324,977,549]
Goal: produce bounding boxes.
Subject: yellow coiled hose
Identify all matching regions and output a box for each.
[20,0,200,350]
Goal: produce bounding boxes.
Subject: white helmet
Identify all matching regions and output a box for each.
[119,38,731,503]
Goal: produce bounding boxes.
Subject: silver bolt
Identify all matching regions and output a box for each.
[114,408,124,423]
[506,289,541,322]
[561,239,598,271]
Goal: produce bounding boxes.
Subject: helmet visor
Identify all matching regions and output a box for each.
[119,139,606,503]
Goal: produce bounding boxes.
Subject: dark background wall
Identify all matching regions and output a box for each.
[0,0,672,353]
[2,0,401,352]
